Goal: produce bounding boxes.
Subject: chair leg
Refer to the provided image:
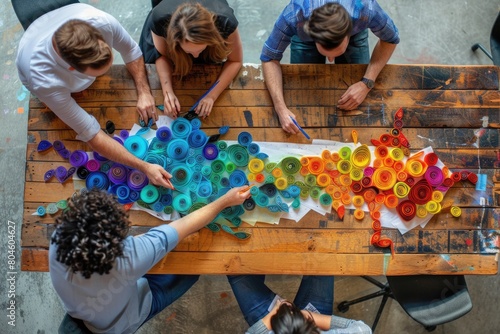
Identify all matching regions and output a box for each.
[372,291,393,331]
[471,43,494,61]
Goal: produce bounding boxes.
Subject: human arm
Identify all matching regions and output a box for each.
[195,29,243,118]
[262,60,299,135]
[337,40,396,110]
[125,56,157,122]
[87,131,173,189]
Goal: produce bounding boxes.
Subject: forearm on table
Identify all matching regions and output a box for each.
[208,60,242,100]
[155,56,175,95]
[262,60,288,115]
[363,40,397,81]
[125,56,153,97]
[87,131,149,172]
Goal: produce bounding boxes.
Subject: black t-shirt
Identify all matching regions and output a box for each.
[150,0,238,39]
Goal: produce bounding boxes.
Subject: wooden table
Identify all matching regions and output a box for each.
[23,64,500,275]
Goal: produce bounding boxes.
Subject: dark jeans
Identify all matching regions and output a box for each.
[11,0,80,30]
[228,275,334,327]
[143,274,199,322]
[290,29,370,64]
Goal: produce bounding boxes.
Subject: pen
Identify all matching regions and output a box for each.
[290,116,311,140]
[189,80,220,112]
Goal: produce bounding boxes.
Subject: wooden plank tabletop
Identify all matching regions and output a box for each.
[23,64,500,275]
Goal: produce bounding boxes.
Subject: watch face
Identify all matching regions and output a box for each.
[363,78,374,89]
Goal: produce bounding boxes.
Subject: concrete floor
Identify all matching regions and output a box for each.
[0,0,499,333]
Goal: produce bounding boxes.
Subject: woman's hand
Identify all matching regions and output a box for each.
[163,92,181,118]
[195,96,215,118]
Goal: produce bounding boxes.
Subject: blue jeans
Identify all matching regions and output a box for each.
[290,29,370,64]
[11,0,80,30]
[228,275,334,326]
[143,274,199,322]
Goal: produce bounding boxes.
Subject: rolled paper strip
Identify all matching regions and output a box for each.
[363,189,377,203]
[350,168,363,181]
[337,160,352,174]
[424,152,438,166]
[450,206,462,217]
[373,167,397,191]
[196,181,213,198]
[393,161,405,172]
[127,169,148,191]
[225,162,236,173]
[399,135,410,149]
[339,174,352,187]
[150,201,164,213]
[372,159,383,169]
[187,130,208,148]
[116,185,131,201]
[55,166,67,183]
[44,169,55,182]
[185,116,200,129]
[145,153,167,169]
[396,199,416,221]
[220,177,230,188]
[310,186,321,199]
[126,190,138,202]
[250,186,260,196]
[229,170,247,187]
[227,144,249,166]
[113,136,124,146]
[216,141,228,151]
[319,193,333,206]
[396,171,408,182]
[336,205,345,220]
[254,193,269,207]
[406,159,427,177]
[372,220,382,231]
[394,107,404,120]
[451,171,462,182]
[208,160,224,175]
[339,147,352,160]
[217,151,228,161]
[36,206,46,216]
[351,130,358,144]
[393,181,410,198]
[85,171,109,190]
[368,201,377,212]
[201,165,212,177]
[391,137,400,147]
[316,173,331,187]
[53,140,65,151]
[219,125,230,135]
[389,148,404,161]
[341,193,352,205]
[242,197,256,211]
[237,131,252,147]
[416,205,428,218]
[330,152,341,162]
[307,157,325,175]
[352,195,364,207]
[150,139,168,153]
[425,200,441,214]
[408,179,433,205]
[299,157,309,166]
[320,150,331,161]
[247,142,260,155]
[442,166,450,177]
[260,183,278,198]
[171,118,192,138]
[91,151,106,163]
[274,177,288,190]
[441,177,454,188]
[46,203,59,215]
[288,185,301,198]
[167,138,190,161]
[354,209,365,220]
[383,157,394,167]
[117,129,129,141]
[432,190,444,203]
[124,135,148,159]
[304,174,316,187]
[186,156,196,167]
[393,119,403,129]
[246,158,263,174]
[55,200,68,210]
[325,161,336,171]
[108,163,128,184]
[363,167,375,177]
[281,157,301,175]
[360,176,373,188]
[375,193,385,204]
[405,176,415,187]
[272,168,283,178]
[140,185,160,204]
[162,206,173,214]
[385,194,399,208]
[370,210,381,220]
[76,166,89,180]
[192,171,202,184]
[351,145,371,168]
[172,193,192,212]
[300,166,309,176]
[424,165,444,187]
[170,165,192,187]
[57,148,71,160]
[370,139,382,146]
[379,134,391,145]
[299,187,309,199]
[156,126,173,142]
[374,145,389,159]
[37,140,53,152]
[467,172,478,184]
[254,173,265,183]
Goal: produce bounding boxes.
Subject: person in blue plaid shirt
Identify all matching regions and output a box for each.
[261,0,399,135]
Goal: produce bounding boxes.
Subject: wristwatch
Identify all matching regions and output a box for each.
[361,77,375,89]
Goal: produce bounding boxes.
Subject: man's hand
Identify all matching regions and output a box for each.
[277,109,300,135]
[195,96,215,119]
[337,81,370,110]
[163,92,181,119]
[220,186,252,207]
[136,92,157,122]
[143,163,174,189]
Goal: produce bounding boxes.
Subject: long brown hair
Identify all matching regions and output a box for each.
[166,3,231,77]
[54,19,112,72]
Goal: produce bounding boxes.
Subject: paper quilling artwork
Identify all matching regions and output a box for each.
[36,108,482,254]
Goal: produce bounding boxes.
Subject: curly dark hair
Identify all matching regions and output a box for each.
[271,303,320,334]
[51,188,130,279]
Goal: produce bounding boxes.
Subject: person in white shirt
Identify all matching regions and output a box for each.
[14,1,173,188]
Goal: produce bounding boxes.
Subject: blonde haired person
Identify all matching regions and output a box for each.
[140,0,243,119]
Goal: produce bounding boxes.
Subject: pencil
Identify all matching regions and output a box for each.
[290,116,311,140]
